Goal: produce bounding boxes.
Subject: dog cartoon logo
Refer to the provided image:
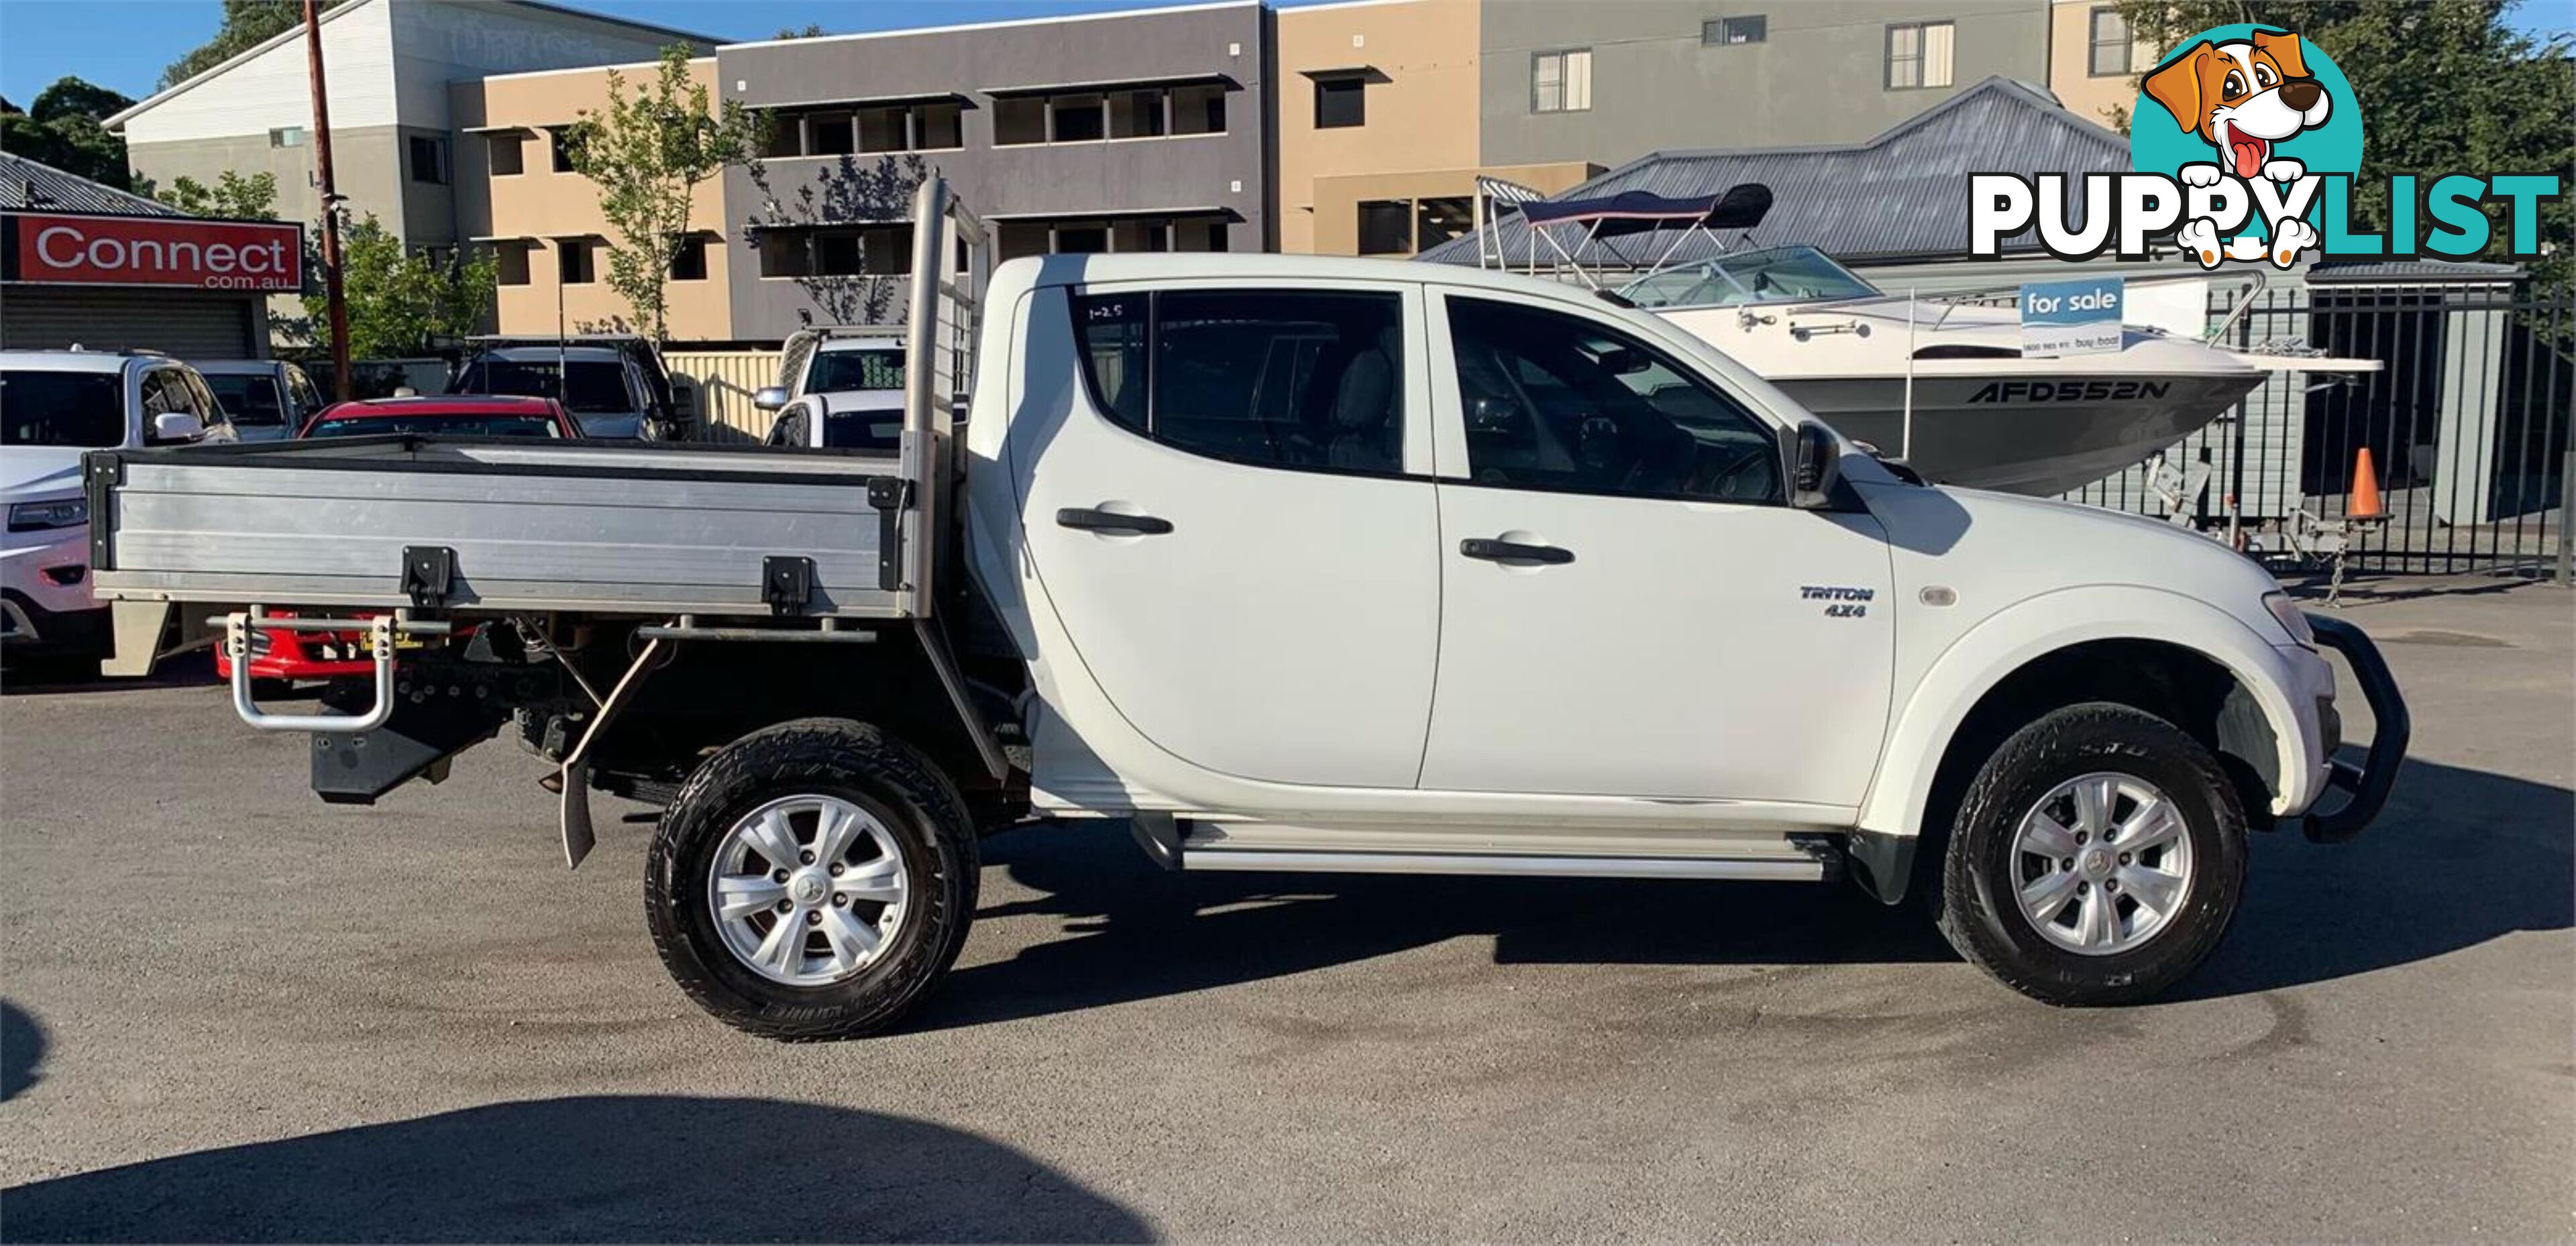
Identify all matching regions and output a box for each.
[2131,25,2362,268]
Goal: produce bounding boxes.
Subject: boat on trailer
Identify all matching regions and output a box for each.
[1461,179,2336,498]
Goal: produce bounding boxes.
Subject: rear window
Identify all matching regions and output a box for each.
[805,347,905,394]
[304,415,562,439]
[205,374,288,427]
[455,359,633,414]
[1,370,125,447]
[1069,288,1404,475]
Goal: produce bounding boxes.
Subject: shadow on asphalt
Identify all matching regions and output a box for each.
[0,1096,1152,1243]
[918,757,2570,1029]
[0,649,218,697]
[2,1000,44,1100]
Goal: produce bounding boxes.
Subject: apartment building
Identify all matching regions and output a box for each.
[1476,0,2055,168]
[109,0,716,253]
[1275,0,1592,257]
[449,58,737,341]
[711,1,1271,339]
[2046,0,2154,129]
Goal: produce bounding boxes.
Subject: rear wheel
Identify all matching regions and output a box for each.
[645,718,977,1039]
[1935,703,2247,1005]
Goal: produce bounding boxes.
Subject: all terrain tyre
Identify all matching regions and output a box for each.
[1935,702,2247,1005]
[646,718,978,1039]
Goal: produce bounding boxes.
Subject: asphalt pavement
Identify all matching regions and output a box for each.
[1,575,2569,1242]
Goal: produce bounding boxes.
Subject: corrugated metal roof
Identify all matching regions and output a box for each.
[1418,76,2129,269]
[2304,258,2521,282]
[0,152,180,216]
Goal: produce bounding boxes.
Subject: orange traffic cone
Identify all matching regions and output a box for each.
[2349,447,2383,519]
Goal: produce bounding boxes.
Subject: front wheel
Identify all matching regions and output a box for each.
[645,718,978,1040]
[1935,703,2247,1005]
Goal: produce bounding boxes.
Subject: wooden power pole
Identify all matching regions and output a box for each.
[304,0,351,400]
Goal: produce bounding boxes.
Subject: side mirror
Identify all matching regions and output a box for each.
[149,411,207,445]
[1593,345,1650,375]
[753,386,790,412]
[669,377,700,419]
[1786,419,1842,510]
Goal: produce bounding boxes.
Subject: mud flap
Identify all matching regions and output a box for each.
[555,636,664,869]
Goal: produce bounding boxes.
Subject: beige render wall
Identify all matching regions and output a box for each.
[2048,0,2151,133]
[451,58,736,342]
[1275,0,1484,254]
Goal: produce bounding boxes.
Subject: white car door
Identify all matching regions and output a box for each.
[1418,291,1896,808]
[1010,280,1440,789]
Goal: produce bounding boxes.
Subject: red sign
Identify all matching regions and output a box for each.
[6,212,303,292]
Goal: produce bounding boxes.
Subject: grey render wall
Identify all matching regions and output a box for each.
[716,1,1268,339]
[1478,0,2050,168]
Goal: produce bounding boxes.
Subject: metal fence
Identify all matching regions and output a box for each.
[666,349,785,444]
[2063,282,2573,579]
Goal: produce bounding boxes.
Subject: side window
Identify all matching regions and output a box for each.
[289,367,322,415]
[1442,296,1782,504]
[181,372,221,421]
[1068,288,1404,475]
[139,370,182,416]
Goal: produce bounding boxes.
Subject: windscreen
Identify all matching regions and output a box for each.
[303,415,563,439]
[205,374,288,427]
[1618,246,1882,309]
[1,371,125,447]
[455,359,634,414]
[805,347,906,394]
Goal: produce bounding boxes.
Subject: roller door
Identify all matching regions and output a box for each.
[1,286,258,357]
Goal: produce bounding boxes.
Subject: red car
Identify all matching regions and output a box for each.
[219,397,565,685]
[295,394,582,440]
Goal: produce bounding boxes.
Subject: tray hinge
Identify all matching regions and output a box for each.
[400,545,456,608]
[763,555,815,616]
[867,476,912,592]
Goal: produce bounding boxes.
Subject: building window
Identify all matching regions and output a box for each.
[1315,76,1366,128]
[1173,83,1226,134]
[757,225,913,278]
[1051,94,1107,143]
[1703,15,1766,45]
[409,135,447,185]
[1110,89,1167,139]
[492,241,532,286]
[1532,48,1592,113]
[669,234,708,281]
[557,238,595,284]
[1886,21,1953,89]
[2088,6,2133,76]
[486,131,525,176]
[547,126,583,172]
[268,126,307,148]
[1356,201,1412,255]
[995,215,1228,262]
[1354,197,1473,257]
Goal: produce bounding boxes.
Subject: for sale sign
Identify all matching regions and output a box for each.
[2018,276,2124,358]
[2,211,303,292]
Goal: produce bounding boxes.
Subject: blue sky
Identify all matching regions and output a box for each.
[4,0,2572,109]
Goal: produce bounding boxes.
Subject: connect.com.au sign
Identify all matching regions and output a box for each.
[1,211,303,292]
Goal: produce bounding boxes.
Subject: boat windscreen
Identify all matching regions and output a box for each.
[1618,245,1882,310]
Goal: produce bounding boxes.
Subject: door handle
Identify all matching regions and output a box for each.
[1460,536,1574,565]
[1056,506,1174,536]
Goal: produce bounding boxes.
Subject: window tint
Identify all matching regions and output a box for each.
[1070,288,1405,475]
[455,359,633,414]
[1443,297,1781,504]
[1,371,123,447]
[806,347,906,392]
[207,374,287,426]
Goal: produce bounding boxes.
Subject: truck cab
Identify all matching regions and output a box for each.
[755,329,907,450]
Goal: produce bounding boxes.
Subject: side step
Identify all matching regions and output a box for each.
[1132,815,1841,882]
[1181,849,1830,881]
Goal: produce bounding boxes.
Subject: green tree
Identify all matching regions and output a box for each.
[158,0,342,91]
[154,170,279,220]
[303,213,495,358]
[773,23,826,38]
[0,77,139,190]
[564,46,763,341]
[2118,0,2575,290]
